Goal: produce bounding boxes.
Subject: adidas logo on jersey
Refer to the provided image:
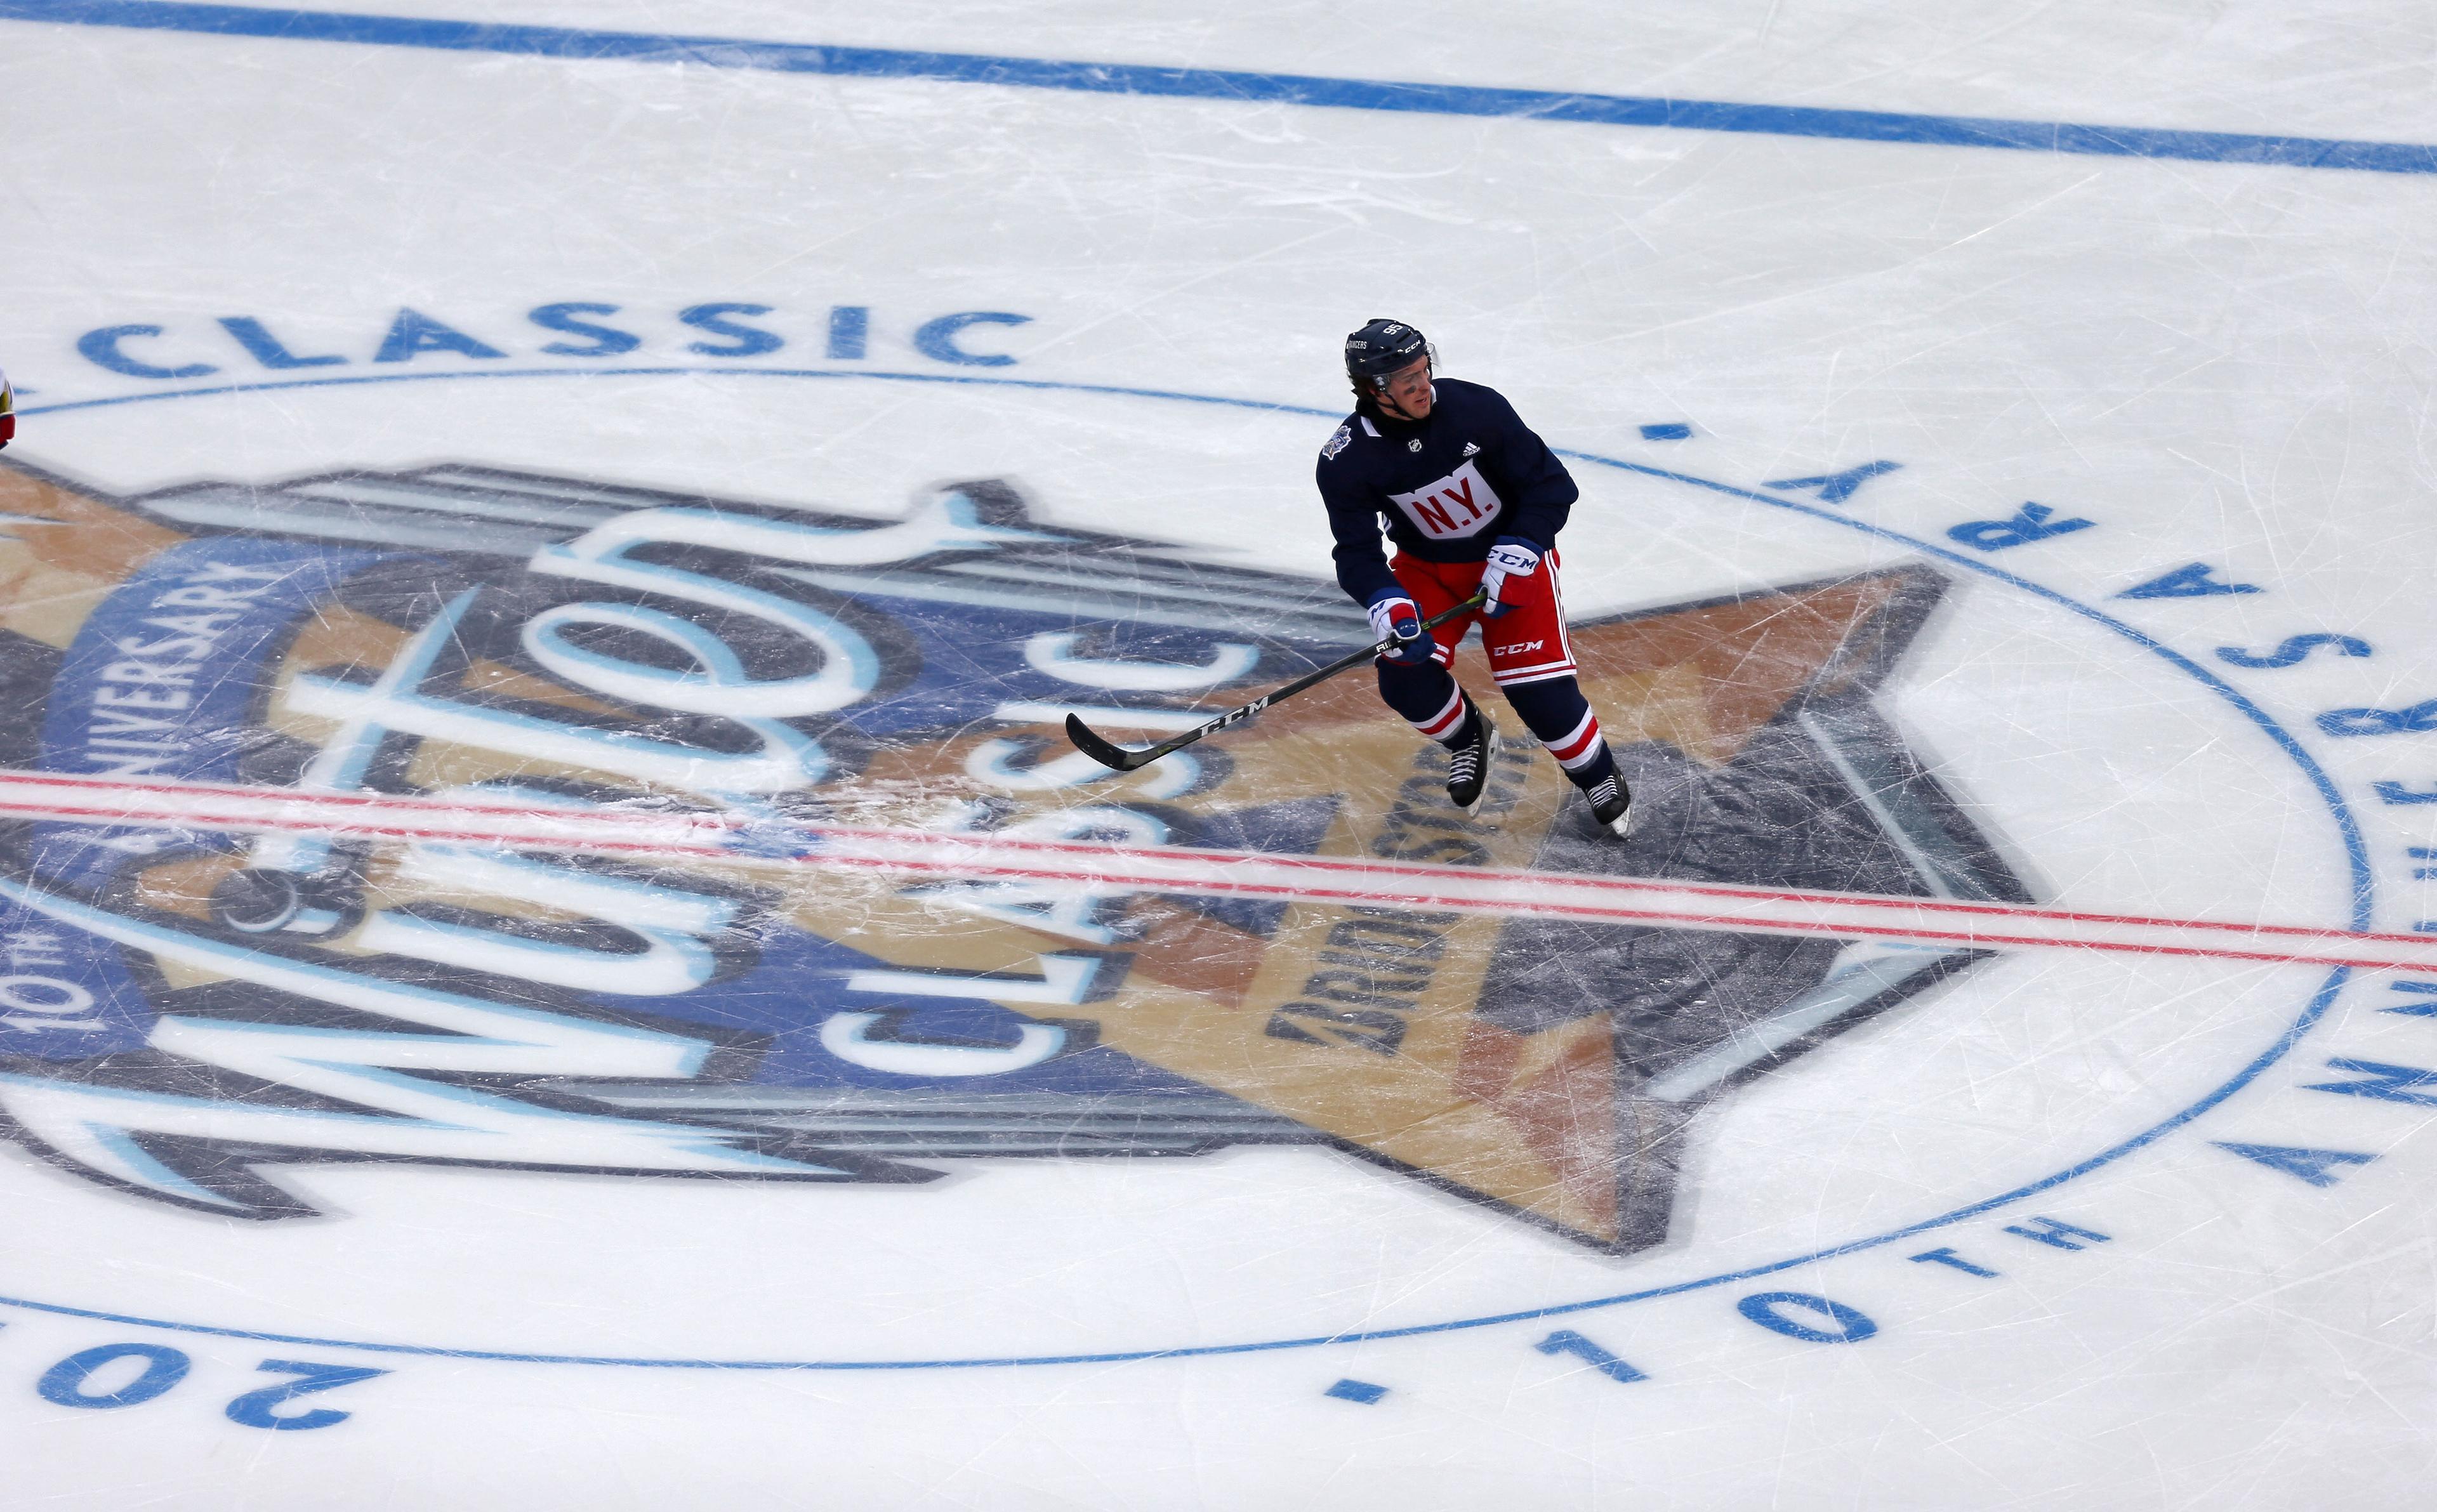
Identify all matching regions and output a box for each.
[1462,442,1480,457]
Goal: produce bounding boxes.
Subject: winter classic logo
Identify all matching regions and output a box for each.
[0,449,2014,1256]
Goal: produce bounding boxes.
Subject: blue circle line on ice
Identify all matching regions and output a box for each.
[10,365,2372,1371]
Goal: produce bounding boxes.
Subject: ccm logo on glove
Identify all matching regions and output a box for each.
[1479,536,1542,619]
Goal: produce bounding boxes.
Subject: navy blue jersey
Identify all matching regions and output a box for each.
[1313,377,1580,604]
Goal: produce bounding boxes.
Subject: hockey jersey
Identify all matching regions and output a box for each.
[0,367,13,449]
[1312,377,1578,604]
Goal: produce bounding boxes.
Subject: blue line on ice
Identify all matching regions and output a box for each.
[3,0,2433,175]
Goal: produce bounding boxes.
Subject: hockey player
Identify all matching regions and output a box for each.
[0,366,13,450]
[1316,319,1629,835]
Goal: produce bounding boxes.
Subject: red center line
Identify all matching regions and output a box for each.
[799,855,2432,973]
[809,824,2408,947]
[0,766,2351,935]
[0,770,2430,978]
[824,829,2437,952]
[0,766,708,820]
[0,799,740,861]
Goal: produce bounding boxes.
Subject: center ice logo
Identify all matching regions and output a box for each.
[0,456,2021,1254]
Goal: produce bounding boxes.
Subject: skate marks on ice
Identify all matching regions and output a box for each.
[0,452,2016,1256]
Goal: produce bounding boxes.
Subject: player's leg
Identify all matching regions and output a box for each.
[1374,556,1498,815]
[1498,678,1629,834]
[1481,551,1631,836]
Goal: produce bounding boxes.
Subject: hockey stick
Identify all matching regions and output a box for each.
[1064,590,1487,771]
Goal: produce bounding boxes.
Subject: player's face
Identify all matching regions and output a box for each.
[1373,358,1434,420]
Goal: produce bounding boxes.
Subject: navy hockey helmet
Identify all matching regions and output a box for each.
[1344,319,1432,390]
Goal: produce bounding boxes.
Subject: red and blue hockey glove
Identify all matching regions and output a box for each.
[1479,536,1541,619]
[1366,586,1434,664]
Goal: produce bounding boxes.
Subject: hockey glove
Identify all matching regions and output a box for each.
[1365,587,1434,665]
[1479,537,1542,619]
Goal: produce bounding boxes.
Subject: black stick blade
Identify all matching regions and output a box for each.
[1065,713,1161,772]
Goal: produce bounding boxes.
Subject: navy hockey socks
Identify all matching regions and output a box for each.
[1500,676,1619,790]
[1377,658,1476,745]
[1384,662,1615,781]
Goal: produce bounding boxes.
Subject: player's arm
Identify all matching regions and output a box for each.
[1316,450,1401,605]
[1317,455,1430,661]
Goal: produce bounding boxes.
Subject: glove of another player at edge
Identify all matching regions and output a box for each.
[1365,586,1434,665]
[1479,536,1542,619]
